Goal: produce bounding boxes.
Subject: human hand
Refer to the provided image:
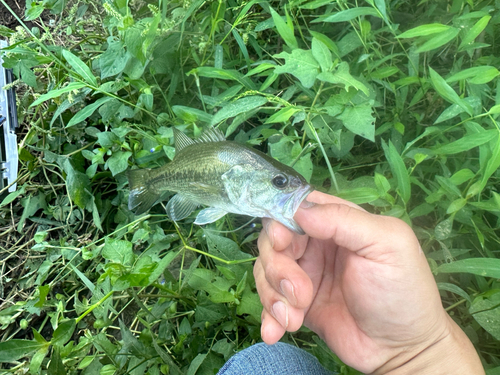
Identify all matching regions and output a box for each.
[254,191,484,374]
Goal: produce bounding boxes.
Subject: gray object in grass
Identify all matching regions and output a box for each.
[0,39,19,193]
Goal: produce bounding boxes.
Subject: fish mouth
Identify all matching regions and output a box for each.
[278,183,314,234]
[290,183,314,216]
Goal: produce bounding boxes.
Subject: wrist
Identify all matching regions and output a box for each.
[374,315,484,375]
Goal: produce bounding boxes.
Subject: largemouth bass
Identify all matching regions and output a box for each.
[127,127,313,234]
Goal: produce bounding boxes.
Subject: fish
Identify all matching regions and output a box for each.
[127,127,313,234]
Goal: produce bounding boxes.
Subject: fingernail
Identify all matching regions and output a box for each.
[300,199,315,209]
[280,279,296,306]
[263,219,275,248]
[272,301,288,329]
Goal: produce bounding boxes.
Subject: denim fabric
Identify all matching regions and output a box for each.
[217,342,336,375]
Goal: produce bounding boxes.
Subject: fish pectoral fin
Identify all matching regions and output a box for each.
[194,207,228,225]
[166,194,198,221]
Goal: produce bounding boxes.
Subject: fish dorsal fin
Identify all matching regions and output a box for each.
[196,127,226,143]
[174,128,196,152]
[173,127,226,152]
[174,128,226,152]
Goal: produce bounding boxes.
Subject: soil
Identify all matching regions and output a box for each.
[0,0,32,30]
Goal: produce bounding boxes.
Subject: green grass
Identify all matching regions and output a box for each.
[0,0,500,373]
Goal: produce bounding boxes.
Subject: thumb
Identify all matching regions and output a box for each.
[294,202,418,258]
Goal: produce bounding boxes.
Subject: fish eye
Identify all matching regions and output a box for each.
[272,174,288,189]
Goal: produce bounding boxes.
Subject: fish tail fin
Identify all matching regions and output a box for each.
[127,168,160,215]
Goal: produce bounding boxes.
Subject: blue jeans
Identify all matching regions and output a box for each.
[217,342,335,375]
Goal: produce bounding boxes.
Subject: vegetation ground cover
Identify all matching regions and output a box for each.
[0,0,500,373]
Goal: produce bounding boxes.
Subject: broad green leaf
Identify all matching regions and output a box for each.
[382,140,411,203]
[48,347,65,375]
[416,27,459,53]
[63,160,92,209]
[29,346,49,374]
[317,62,369,95]
[205,232,252,261]
[459,15,491,50]
[265,107,301,124]
[66,96,113,128]
[0,185,25,207]
[374,172,391,194]
[432,129,497,155]
[437,258,500,278]
[210,96,267,126]
[245,63,275,77]
[446,198,467,214]
[434,103,467,124]
[17,193,46,232]
[429,67,472,116]
[488,104,500,114]
[124,26,146,64]
[446,66,499,84]
[259,72,279,91]
[338,103,375,141]
[187,67,256,90]
[91,196,103,232]
[25,5,44,20]
[299,0,332,9]
[99,38,129,79]
[274,49,320,88]
[187,354,207,375]
[450,169,475,185]
[314,7,381,23]
[394,76,420,86]
[311,38,332,72]
[147,250,180,285]
[468,134,500,197]
[152,340,183,375]
[269,6,297,50]
[106,151,132,176]
[188,269,235,303]
[34,285,49,308]
[62,49,97,86]
[19,60,37,88]
[102,238,134,266]
[69,264,96,293]
[225,108,260,137]
[118,320,148,357]
[437,282,472,303]
[0,340,47,362]
[51,319,76,347]
[373,0,388,21]
[172,105,213,123]
[30,82,86,107]
[336,187,380,204]
[436,175,461,197]
[370,66,400,79]
[100,364,117,375]
[309,31,339,57]
[232,28,251,65]
[470,291,500,341]
[480,134,500,186]
[398,23,451,38]
[236,288,262,321]
[434,96,481,124]
[212,339,236,359]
